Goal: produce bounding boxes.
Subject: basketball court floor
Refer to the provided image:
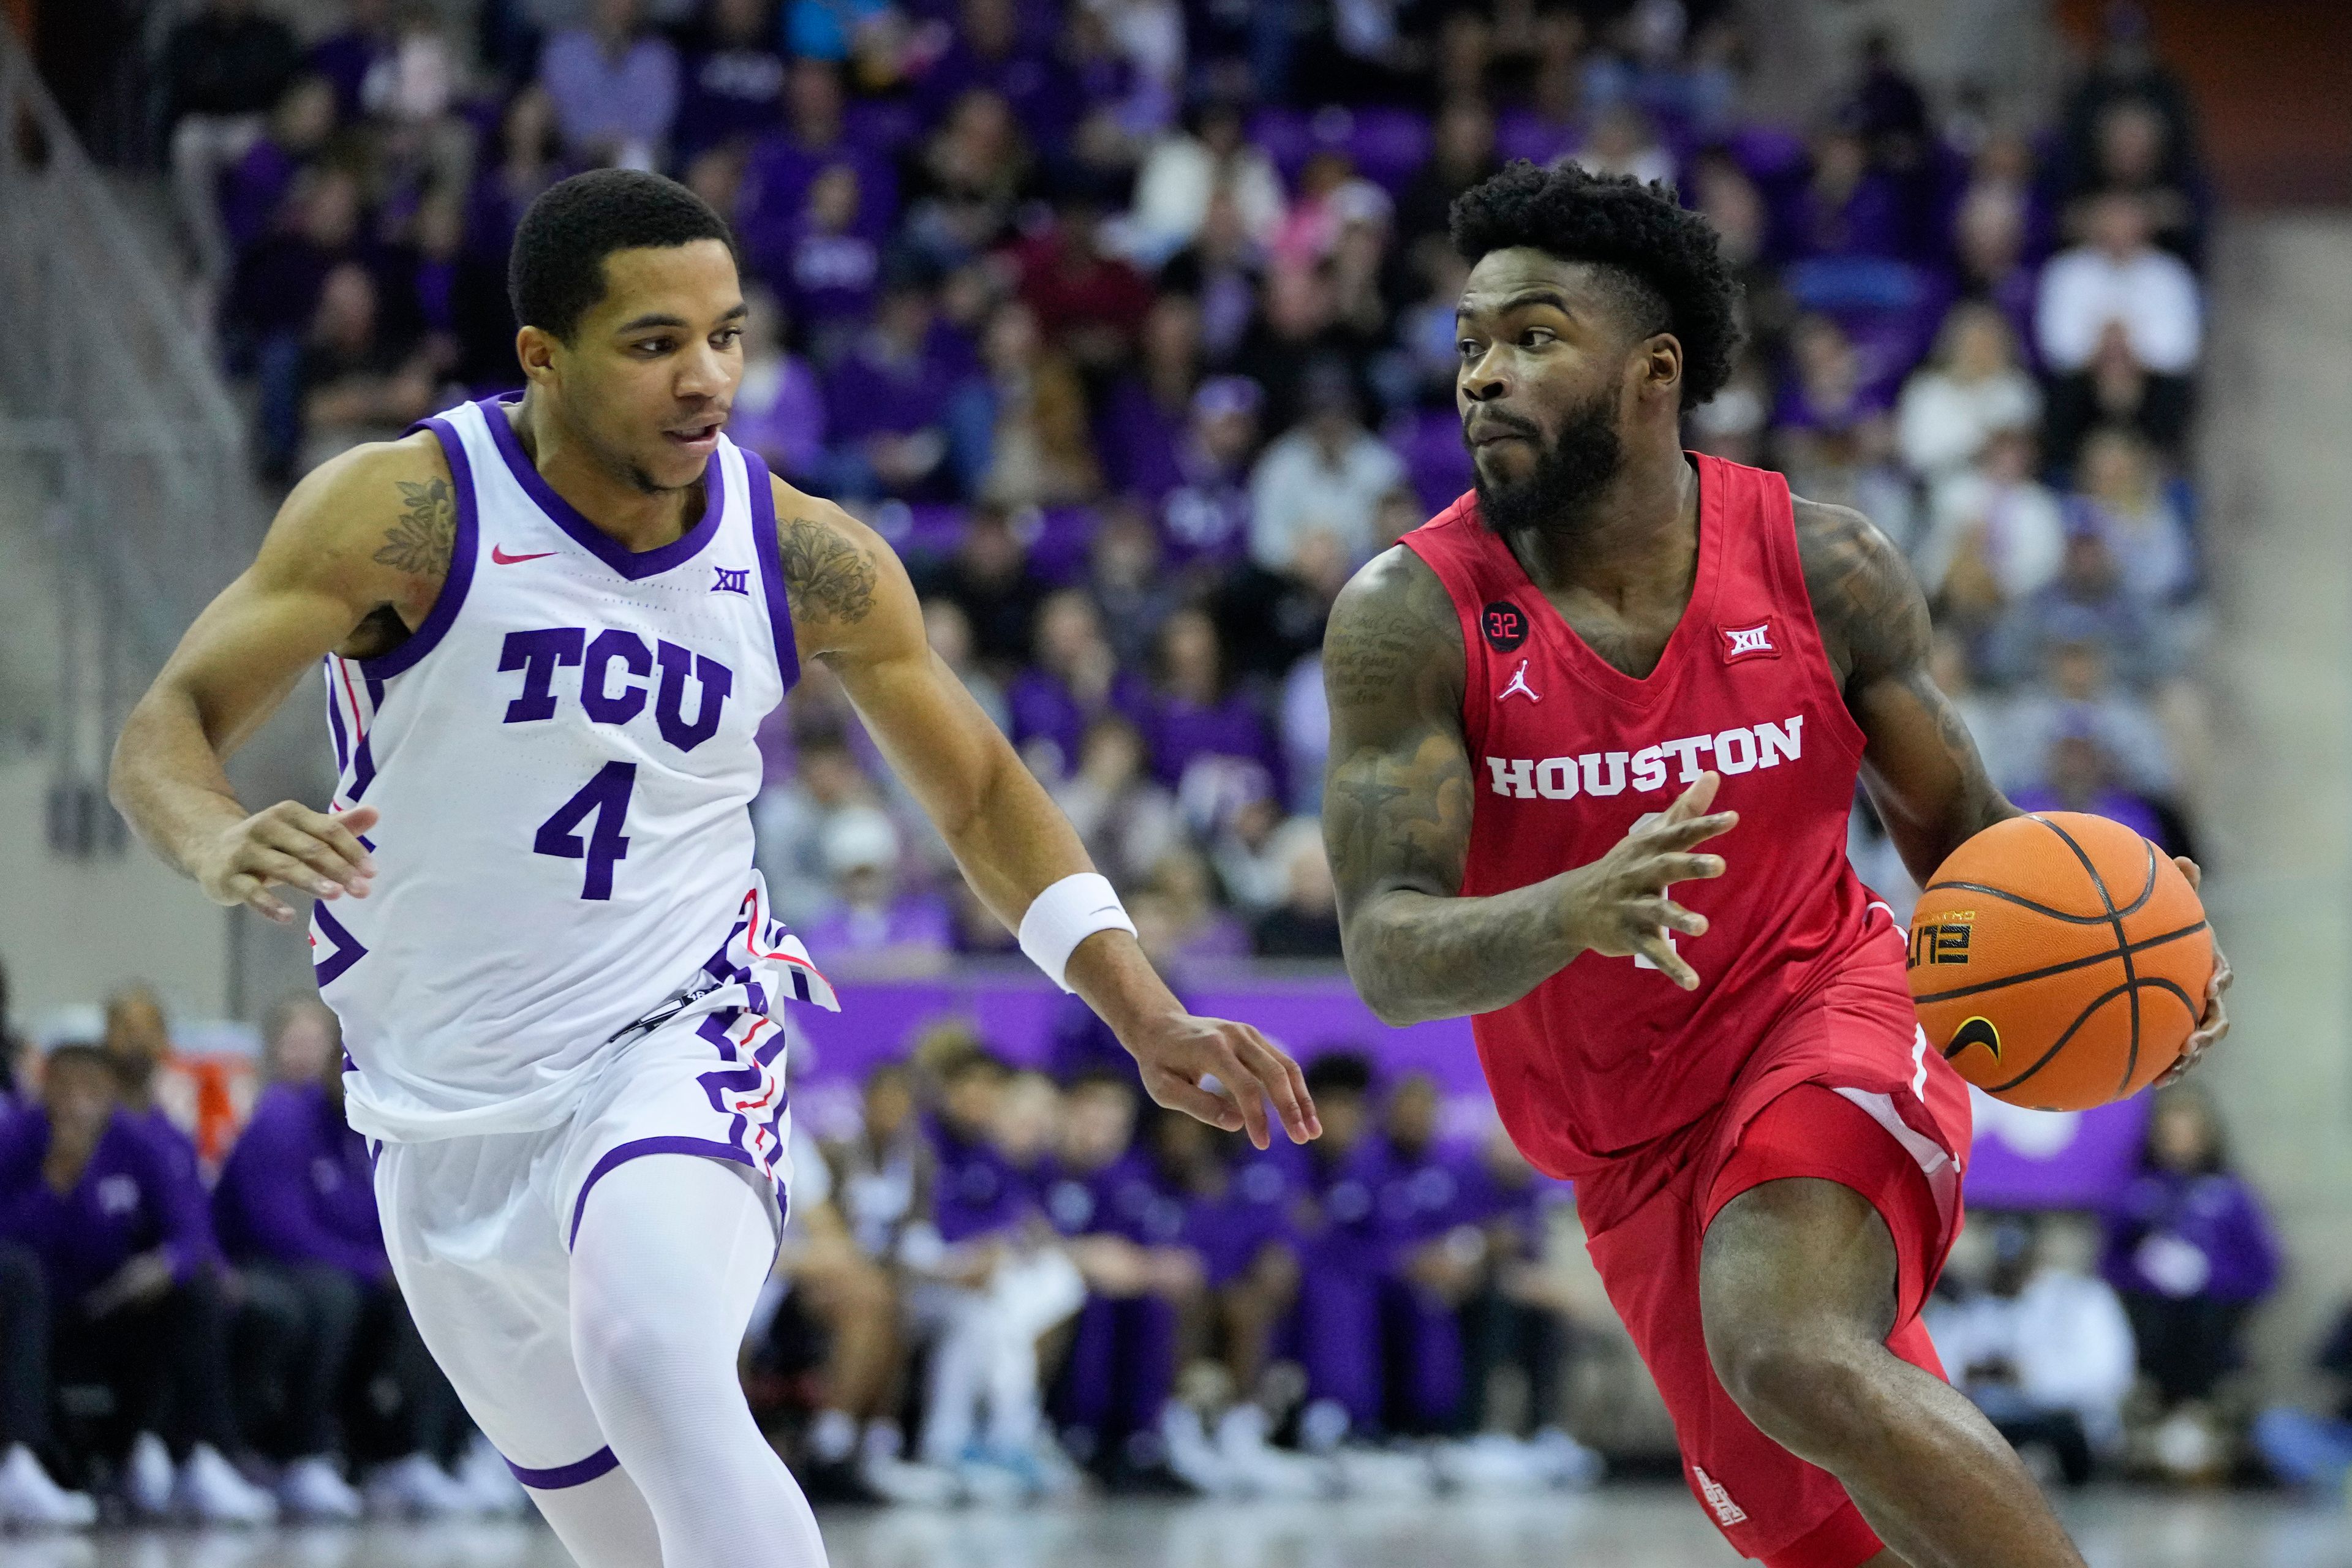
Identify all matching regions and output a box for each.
[17,1488,2347,1568]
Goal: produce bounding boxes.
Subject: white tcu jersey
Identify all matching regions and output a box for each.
[315,394,834,1143]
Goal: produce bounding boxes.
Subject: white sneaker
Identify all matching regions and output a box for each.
[176,1443,279,1525]
[856,1425,958,1507]
[0,1443,96,1528]
[277,1455,364,1520]
[1327,1443,1437,1499]
[455,1435,530,1518]
[1213,1405,1333,1499]
[1528,1426,1604,1490]
[366,1453,475,1518]
[1159,1404,1240,1496]
[124,1431,176,1518]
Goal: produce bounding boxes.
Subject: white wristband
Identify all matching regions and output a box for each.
[1018,873,1137,993]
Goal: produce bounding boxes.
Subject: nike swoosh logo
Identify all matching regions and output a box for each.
[491,546,559,565]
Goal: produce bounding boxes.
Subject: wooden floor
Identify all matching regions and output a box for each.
[15,1487,2348,1568]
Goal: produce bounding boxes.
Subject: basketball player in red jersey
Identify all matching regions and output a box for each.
[1322,162,2231,1567]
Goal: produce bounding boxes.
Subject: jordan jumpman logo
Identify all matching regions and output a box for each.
[1499,660,1541,703]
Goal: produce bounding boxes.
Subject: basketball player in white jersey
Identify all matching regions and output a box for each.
[111,170,1320,1566]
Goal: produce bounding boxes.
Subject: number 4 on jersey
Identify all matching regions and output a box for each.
[534,761,636,899]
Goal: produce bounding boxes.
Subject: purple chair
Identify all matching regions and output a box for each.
[899,502,968,564]
[1495,109,1580,170]
[1343,106,1433,197]
[1247,106,1316,187]
[1030,505,1101,586]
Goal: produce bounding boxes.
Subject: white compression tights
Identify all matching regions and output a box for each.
[527,1155,828,1568]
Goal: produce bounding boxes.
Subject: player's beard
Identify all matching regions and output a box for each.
[1470,387,1626,538]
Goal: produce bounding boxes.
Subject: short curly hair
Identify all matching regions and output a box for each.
[1450,160,1745,409]
[510,169,737,342]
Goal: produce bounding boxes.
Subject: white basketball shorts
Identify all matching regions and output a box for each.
[372,1003,794,1487]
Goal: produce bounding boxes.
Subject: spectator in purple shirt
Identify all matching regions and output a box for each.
[1792,121,1910,263]
[1142,1107,1300,1420]
[217,75,336,255]
[1153,375,1261,582]
[1453,1126,1573,1441]
[214,998,478,1519]
[1283,1052,1396,1438]
[1373,1073,1486,1433]
[820,276,967,501]
[1096,295,1204,505]
[726,288,829,483]
[774,165,883,358]
[1008,590,1134,782]
[99,987,221,1271]
[0,1047,270,1521]
[915,0,1076,147]
[739,59,899,266]
[2103,1090,2280,1423]
[675,0,788,163]
[1045,1071,1201,1483]
[538,0,682,169]
[1128,606,1278,797]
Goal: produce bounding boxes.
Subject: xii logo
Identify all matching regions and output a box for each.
[712,566,752,595]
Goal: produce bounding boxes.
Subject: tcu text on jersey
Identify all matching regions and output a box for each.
[498,626,734,750]
[1486,715,1803,800]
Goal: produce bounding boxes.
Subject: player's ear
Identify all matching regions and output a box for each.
[1638,332,1683,402]
[515,325,559,387]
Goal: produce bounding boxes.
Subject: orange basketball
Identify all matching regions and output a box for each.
[1906,812,2212,1111]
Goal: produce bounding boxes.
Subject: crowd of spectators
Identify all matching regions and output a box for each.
[0,982,524,1525]
[0,971,1597,1521]
[129,0,2223,957]
[1926,1088,2283,1489]
[5,0,2258,1528]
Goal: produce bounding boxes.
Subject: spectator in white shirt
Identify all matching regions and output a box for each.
[1248,363,1406,575]
[2035,191,2201,374]
[1915,426,2066,630]
[1119,99,1286,266]
[1898,303,2044,484]
[1928,1213,2138,1480]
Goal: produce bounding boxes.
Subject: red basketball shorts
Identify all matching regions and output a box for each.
[1577,971,1972,1568]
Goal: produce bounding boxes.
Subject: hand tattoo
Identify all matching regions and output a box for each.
[778,515,877,626]
[373,478,454,581]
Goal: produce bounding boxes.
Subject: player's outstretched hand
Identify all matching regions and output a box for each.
[1126,1011,1320,1150]
[1557,772,1736,991]
[2157,856,2231,1085]
[195,801,380,925]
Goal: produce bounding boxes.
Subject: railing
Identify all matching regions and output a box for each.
[0,24,268,856]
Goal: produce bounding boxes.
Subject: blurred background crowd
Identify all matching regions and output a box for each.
[6,0,2344,1539]
[45,0,2225,963]
[5,968,2338,1528]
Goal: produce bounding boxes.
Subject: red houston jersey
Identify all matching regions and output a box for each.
[1401,454,1915,1179]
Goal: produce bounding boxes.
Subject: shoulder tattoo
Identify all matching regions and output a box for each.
[778,514,878,625]
[1322,551,1461,712]
[373,478,454,581]
[1791,496,1930,686]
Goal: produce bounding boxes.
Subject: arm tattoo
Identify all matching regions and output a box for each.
[372,478,453,581]
[1320,551,1579,1022]
[1792,497,2015,878]
[778,514,878,626]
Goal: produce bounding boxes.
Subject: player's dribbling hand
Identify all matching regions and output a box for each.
[2157,856,2231,1085]
[1125,1010,1321,1150]
[195,801,380,924]
[1557,772,1735,991]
